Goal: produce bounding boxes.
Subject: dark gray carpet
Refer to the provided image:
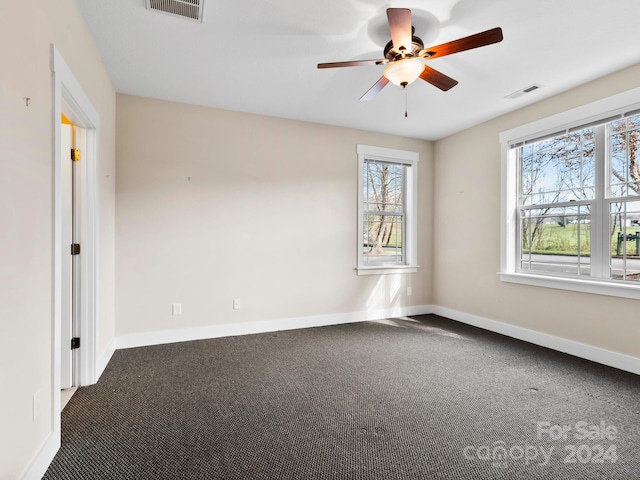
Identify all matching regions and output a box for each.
[44,314,640,479]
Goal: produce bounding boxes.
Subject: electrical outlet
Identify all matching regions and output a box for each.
[407,287,412,296]
[32,389,41,422]
[172,303,182,315]
[233,299,240,310]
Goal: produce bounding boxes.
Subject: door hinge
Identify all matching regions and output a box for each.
[71,337,80,350]
[71,148,81,162]
[71,243,81,255]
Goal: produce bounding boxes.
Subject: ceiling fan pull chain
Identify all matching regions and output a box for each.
[405,86,408,117]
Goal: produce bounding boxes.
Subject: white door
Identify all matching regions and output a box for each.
[60,121,73,388]
[60,119,82,388]
[71,126,83,386]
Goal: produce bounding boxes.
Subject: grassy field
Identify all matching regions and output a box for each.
[366,222,640,256]
[526,223,640,256]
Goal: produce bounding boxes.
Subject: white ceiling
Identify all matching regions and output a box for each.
[76,0,640,141]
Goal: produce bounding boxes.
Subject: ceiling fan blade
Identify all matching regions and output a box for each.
[360,76,390,102]
[421,27,503,60]
[387,8,412,52]
[419,65,459,91]
[318,59,387,69]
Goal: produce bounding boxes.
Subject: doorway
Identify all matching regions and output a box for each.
[60,116,83,395]
[52,46,100,421]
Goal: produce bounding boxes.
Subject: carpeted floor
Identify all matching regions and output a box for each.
[44,314,640,479]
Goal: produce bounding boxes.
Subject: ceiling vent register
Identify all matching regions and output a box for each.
[505,84,543,100]
[145,0,204,22]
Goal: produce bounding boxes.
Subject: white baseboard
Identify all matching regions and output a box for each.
[110,302,639,375]
[20,431,60,480]
[432,305,640,376]
[21,339,116,479]
[116,305,433,350]
[96,338,117,382]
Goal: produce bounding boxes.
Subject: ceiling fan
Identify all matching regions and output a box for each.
[318,8,503,101]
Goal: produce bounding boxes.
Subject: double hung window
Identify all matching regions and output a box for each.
[501,87,640,298]
[357,145,418,275]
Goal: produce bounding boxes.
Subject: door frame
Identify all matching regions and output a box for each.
[51,45,100,425]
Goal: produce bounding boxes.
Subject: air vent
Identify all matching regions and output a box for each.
[505,84,543,100]
[145,0,204,22]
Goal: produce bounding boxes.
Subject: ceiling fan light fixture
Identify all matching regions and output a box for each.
[383,58,425,87]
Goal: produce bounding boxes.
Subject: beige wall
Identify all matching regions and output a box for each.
[433,62,640,358]
[0,0,116,478]
[116,94,433,336]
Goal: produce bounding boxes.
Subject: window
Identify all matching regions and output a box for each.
[357,144,418,275]
[500,87,640,299]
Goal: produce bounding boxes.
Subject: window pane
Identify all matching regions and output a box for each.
[363,214,404,265]
[610,131,628,197]
[519,129,595,206]
[609,118,640,197]
[609,201,640,281]
[364,161,405,213]
[520,206,590,276]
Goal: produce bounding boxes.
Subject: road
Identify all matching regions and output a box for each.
[522,254,640,279]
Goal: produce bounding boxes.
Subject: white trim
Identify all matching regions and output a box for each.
[19,433,60,480]
[117,305,433,350]
[77,124,100,386]
[356,266,419,276]
[356,144,419,275]
[500,147,518,274]
[499,86,640,147]
[96,339,117,381]
[432,305,640,376]
[356,144,420,163]
[500,272,640,300]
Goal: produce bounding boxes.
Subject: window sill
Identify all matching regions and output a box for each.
[500,271,640,300]
[357,265,419,276]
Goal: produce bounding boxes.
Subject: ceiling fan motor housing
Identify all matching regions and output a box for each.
[384,35,425,61]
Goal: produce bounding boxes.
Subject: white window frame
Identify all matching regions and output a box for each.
[500,86,640,300]
[357,144,419,275]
